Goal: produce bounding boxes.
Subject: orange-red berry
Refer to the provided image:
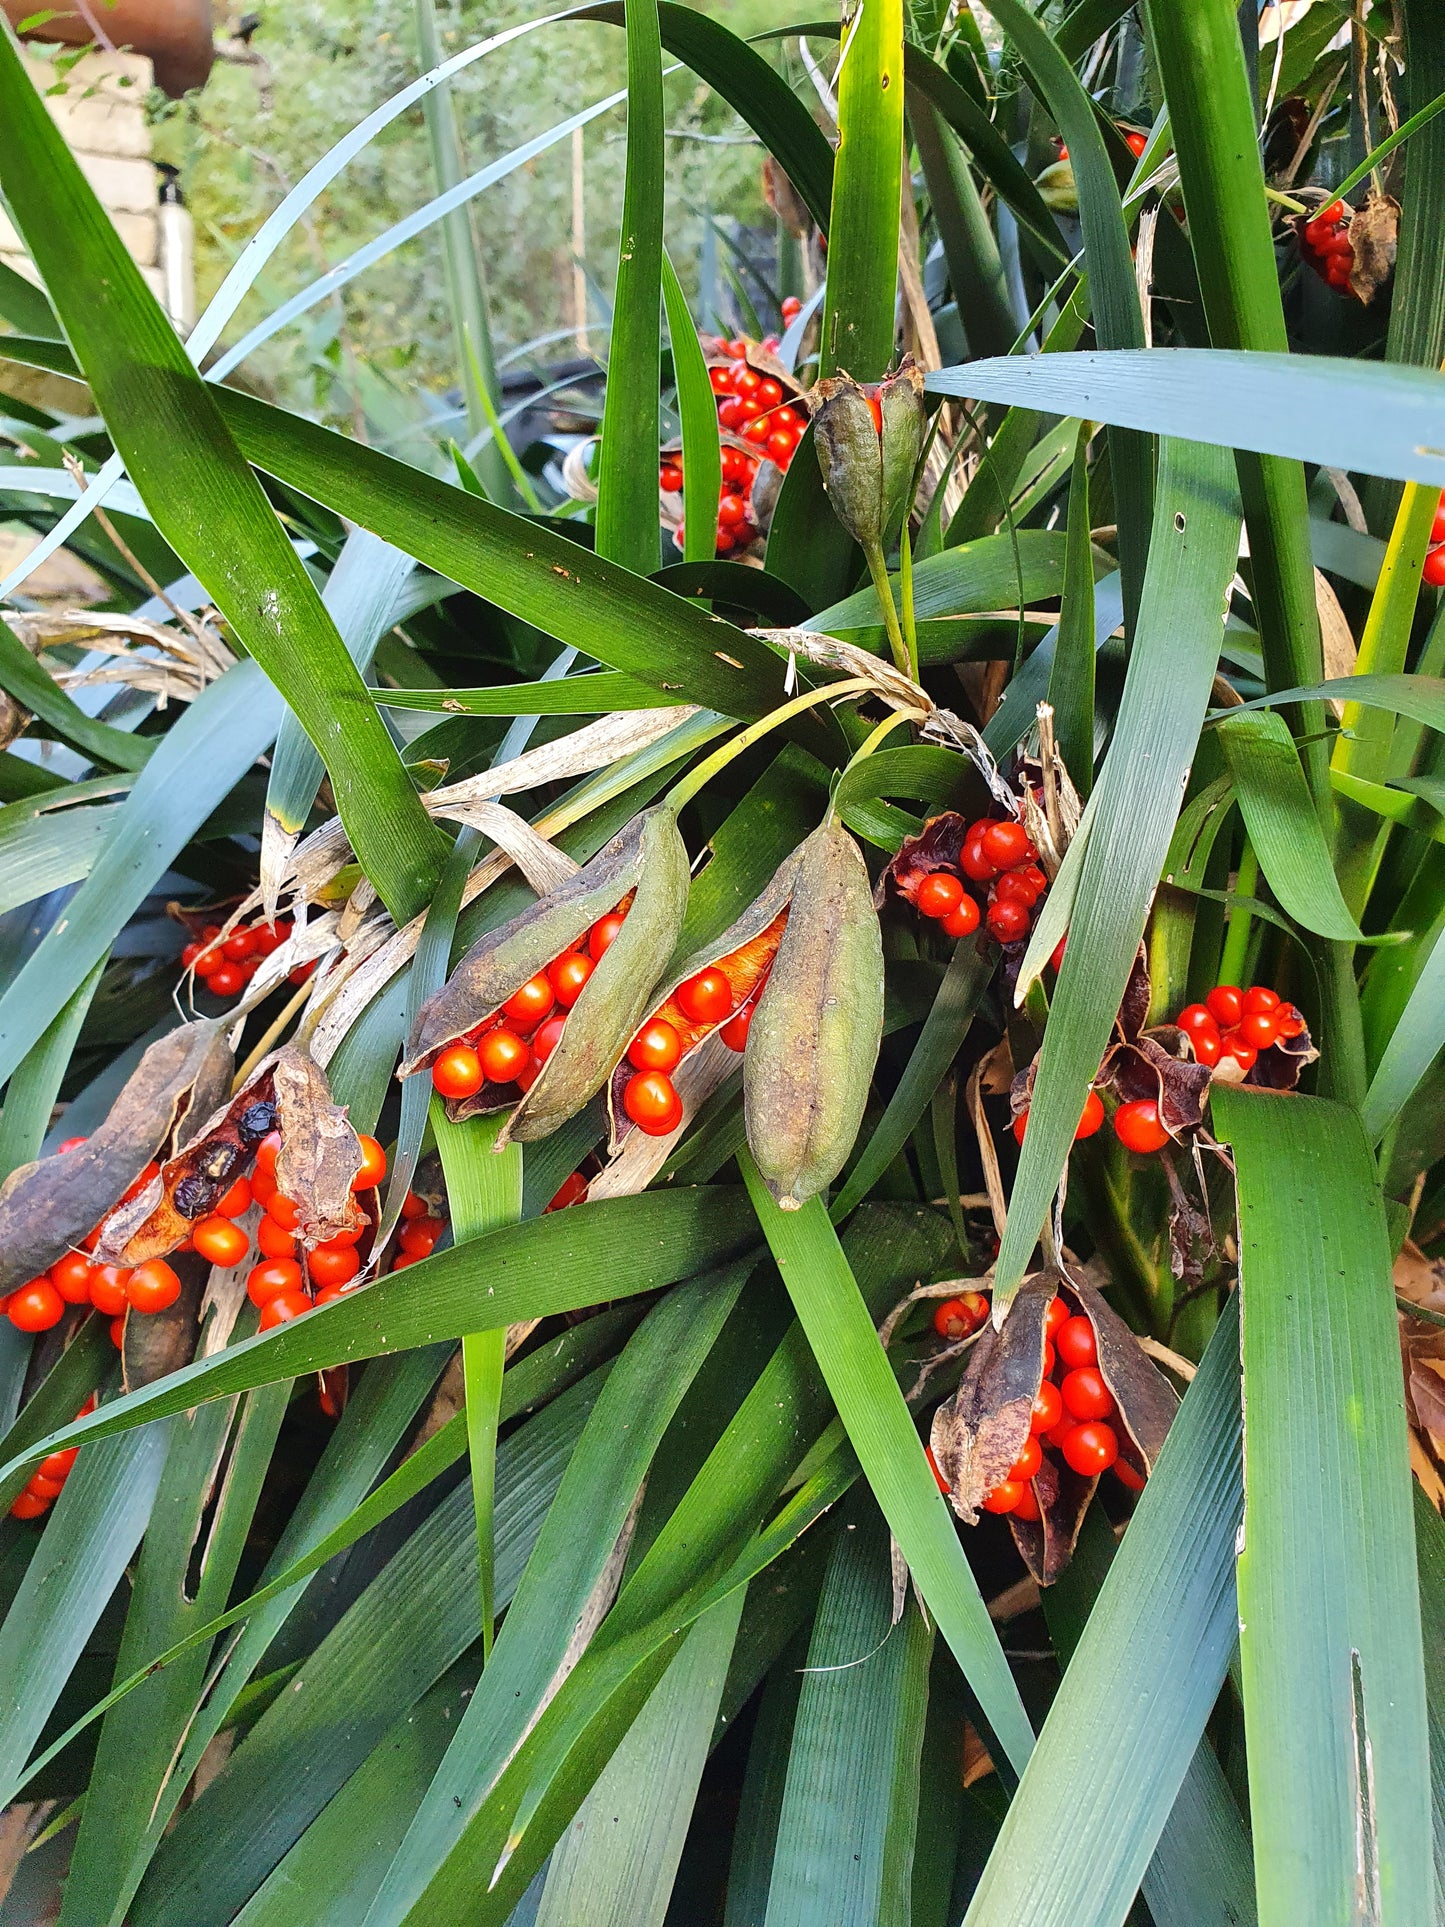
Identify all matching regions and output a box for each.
[916,872,965,920]
[1060,1420,1118,1476]
[941,896,981,939]
[629,1019,683,1073]
[352,1135,387,1191]
[49,1253,96,1304]
[7,1278,64,1332]
[309,1244,361,1288]
[676,969,733,1024]
[1206,984,1243,1026]
[546,1172,589,1212]
[256,1215,296,1260]
[504,975,555,1028]
[258,1288,311,1332]
[532,1014,567,1063]
[980,819,1032,870]
[88,1266,130,1316]
[1055,1314,1098,1370]
[478,1030,530,1085]
[623,1072,683,1135]
[1061,1365,1115,1422]
[1030,1380,1063,1434]
[431,1044,484,1100]
[247,1259,302,1309]
[1113,1098,1170,1154]
[192,1217,250,1268]
[548,952,594,1009]
[126,1260,182,1314]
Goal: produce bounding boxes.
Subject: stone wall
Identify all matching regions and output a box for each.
[0,45,166,307]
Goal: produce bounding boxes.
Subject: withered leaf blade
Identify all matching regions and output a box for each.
[501,805,691,1145]
[0,1021,232,1292]
[930,1276,1050,1523]
[605,852,799,1153]
[401,808,659,1080]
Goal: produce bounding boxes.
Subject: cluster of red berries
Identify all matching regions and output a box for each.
[661,444,764,557]
[2,1143,185,1346]
[1057,129,1147,162]
[1298,199,1355,294]
[430,904,629,1103]
[386,1189,448,1272]
[982,1294,1143,1517]
[182,918,315,1000]
[913,817,1048,946]
[620,963,762,1138]
[708,349,806,471]
[243,1127,386,1329]
[1424,491,1445,589]
[1175,981,1305,1078]
[10,1396,94,1519]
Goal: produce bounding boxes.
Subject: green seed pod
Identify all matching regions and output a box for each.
[744,822,884,1209]
[810,357,926,552]
[400,806,691,1143]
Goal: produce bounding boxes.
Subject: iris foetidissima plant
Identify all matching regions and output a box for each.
[0,0,1442,1919]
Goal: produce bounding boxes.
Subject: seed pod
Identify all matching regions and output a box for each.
[96,1045,365,1264]
[810,357,926,552]
[605,855,798,1154]
[0,1021,232,1293]
[400,806,691,1143]
[744,822,884,1209]
[930,1268,1177,1583]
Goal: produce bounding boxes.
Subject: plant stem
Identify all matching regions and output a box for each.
[1218,839,1259,985]
[664,676,873,813]
[863,542,911,676]
[897,521,920,682]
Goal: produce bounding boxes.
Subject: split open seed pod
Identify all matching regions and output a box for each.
[95,1045,366,1265]
[744,821,884,1209]
[930,1268,1177,1583]
[0,1021,232,1294]
[400,805,691,1144]
[606,853,798,1154]
[810,356,926,552]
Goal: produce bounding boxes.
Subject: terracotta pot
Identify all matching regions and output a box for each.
[4,0,212,97]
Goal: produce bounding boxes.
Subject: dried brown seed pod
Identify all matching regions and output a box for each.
[930,1268,1177,1584]
[0,1021,232,1293]
[96,1045,366,1264]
